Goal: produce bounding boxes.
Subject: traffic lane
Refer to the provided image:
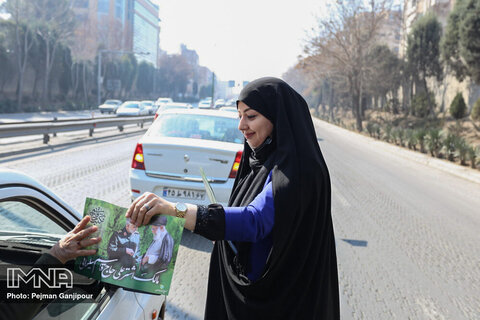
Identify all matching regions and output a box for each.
[313,118,480,319]
[165,231,213,320]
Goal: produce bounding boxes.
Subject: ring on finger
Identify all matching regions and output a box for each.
[143,204,151,211]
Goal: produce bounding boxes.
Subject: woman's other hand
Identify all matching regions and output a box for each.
[126,192,175,226]
[49,216,101,264]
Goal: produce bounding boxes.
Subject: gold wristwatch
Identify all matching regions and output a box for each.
[174,202,187,218]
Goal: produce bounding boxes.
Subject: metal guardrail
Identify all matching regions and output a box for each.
[0,115,154,143]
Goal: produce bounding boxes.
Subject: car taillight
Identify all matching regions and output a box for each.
[229,151,243,178]
[132,143,145,170]
[154,113,158,120]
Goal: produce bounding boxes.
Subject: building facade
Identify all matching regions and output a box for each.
[71,0,159,66]
[377,9,403,56]
[132,0,159,67]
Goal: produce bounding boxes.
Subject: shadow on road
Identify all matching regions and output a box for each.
[165,300,202,320]
[341,239,368,247]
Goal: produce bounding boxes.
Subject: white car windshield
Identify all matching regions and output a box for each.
[148,114,243,143]
[123,104,139,109]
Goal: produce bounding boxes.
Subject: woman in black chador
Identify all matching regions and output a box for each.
[127,77,340,319]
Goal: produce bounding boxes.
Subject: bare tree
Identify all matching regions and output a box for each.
[304,0,392,131]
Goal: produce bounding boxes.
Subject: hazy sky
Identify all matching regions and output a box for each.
[157,0,326,82]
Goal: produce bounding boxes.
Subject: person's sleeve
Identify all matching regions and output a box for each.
[194,203,226,241]
[224,181,274,242]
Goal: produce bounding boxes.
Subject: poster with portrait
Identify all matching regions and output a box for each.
[74,198,185,295]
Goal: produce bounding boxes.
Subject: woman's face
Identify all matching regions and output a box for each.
[237,101,273,149]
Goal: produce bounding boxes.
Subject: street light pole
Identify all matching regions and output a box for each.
[210,72,215,108]
[97,50,104,107]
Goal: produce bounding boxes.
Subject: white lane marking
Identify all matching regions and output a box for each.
[332,183,351,208]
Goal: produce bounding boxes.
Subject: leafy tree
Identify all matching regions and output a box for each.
[2,0,35,111]
[407,14,443,100]
[157,54,193,98]
[199,84,212,99]
[118,54,137,99]
[459,0,480,83]
[57,45,72,99]
[466,145,478,168]
[471,98,480,121]
[425,128,442,157]
[449,93,467,119]
[136,61,154,96]
[442,0,480,84]
[414,128,427,153]
[365,45,401,111]
[412,92,436,117]
[32,0,76,105]
[441,0,469,81]
[406,129,418,150]
[443,132,458,161]
[454,137,469,165]
[0,33,13,94]
[28,32,46,99]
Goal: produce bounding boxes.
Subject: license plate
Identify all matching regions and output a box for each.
[162,187,206,200]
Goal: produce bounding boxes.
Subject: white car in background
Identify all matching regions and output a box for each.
[0,169,166,320]
[154,102,192,120]
[140,100,156,115]
[154,97,173,109]
[116,101,149,116]
[197,98,212,109]
[130,109,244,206]
[214,99,225,109]
[98,99,122,114]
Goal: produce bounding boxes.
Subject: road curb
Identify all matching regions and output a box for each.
[313,117,480,185]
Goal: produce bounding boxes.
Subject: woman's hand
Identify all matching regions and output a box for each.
[49,216,101,264]
[126,192,175,226]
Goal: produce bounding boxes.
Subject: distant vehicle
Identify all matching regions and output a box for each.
[225,98,237,106]
[140,100,155,115]
[214,99,225,109]
[116,101,149,116]
[198,98,212,109]
[0,168,166,320]
[130,109,244,206]
[154,102,192,120]
[219,106,237,113]
[98,99,122,114]
[154,97,173,108]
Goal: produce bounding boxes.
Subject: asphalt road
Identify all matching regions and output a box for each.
[315,118,480,320]
[1,118,479,319]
